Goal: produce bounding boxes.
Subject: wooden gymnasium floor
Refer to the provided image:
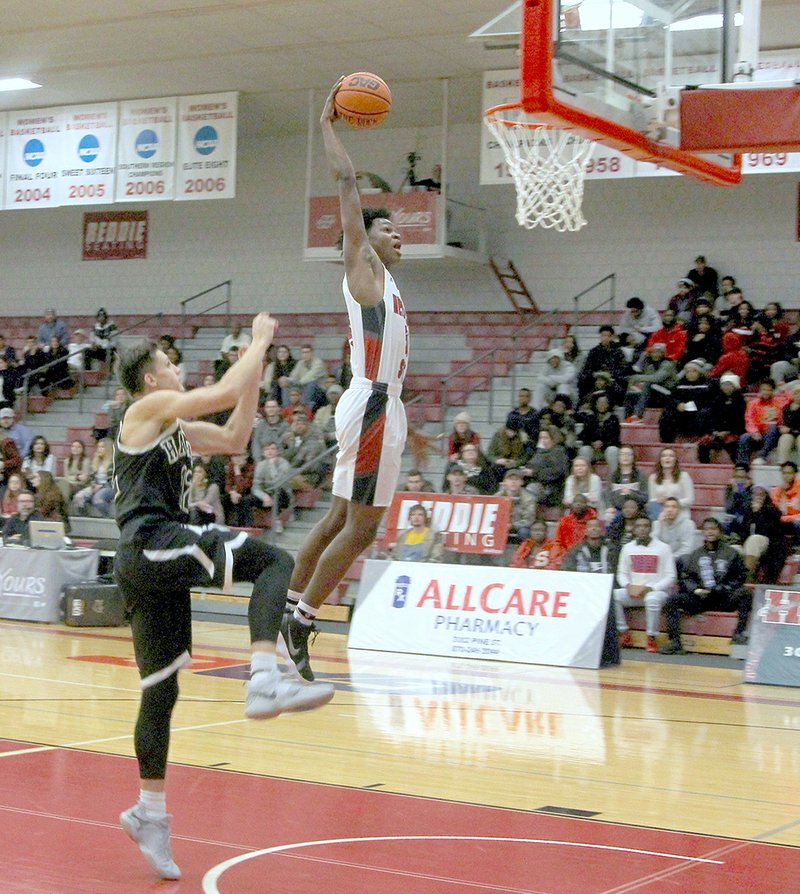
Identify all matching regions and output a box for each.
[2,617,800,893]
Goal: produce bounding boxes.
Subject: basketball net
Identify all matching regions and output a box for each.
[484,103,596,232]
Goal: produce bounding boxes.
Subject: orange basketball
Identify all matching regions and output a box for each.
[334,72,392,129]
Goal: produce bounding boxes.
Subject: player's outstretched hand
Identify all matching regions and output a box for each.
[251,312,278,345]
[321,76,345,125]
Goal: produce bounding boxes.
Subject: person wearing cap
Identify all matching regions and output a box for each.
[658,359,713,442]
[497,468,537,546]
[697,373,746,463]
[487,413,531,473]
[623,342,677,423]
[37,308,69,349]
[313,383,343,447]
[577,325,629,405]
[447,411,479,461]
[667,278,699,325]
[0,407,32,459]
[642,308,687,365]
[86,307,117,370]
[619,297,661,354]
[532,348,576,411]
[686,255,718,299]
[776,379,800,464]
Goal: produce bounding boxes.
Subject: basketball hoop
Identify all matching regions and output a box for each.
[484,102,596,232]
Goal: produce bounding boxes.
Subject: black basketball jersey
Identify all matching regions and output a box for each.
[113,417,193,538]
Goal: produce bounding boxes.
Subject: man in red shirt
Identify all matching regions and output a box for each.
[737,377,784,466]
[770,461,800,536]
[554,493,597,554]
[643,308,688,365]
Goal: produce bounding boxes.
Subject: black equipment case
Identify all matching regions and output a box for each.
[63,579,127,627]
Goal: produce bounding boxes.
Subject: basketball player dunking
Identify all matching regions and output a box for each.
[113,314,334,879]
[281,78,409,680]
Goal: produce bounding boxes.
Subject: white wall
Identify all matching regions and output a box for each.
[0,118,797,318]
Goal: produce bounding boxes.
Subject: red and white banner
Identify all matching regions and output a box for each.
[306,191,438,255]
[175,92,237,201]
[4,107,65,209]
[349,560,613,668]
[384,492,511,555]
[82,211,148,261]
[60,102,118,206]
[116,97,177,202]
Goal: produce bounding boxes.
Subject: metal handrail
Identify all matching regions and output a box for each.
[180,280,232,353]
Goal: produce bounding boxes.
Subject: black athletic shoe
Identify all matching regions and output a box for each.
[658,639,686,655]
[279,613,317,682]
[730,631,749,645]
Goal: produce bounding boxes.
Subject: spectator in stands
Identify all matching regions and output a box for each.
[224,451,256,528]
[770,324,800,387]
[186,463,224,526]
[660,517,752,653]
[390,504,443,563]
[2,490,41,544]
[37,308,69,348]
[86,307,118,370]
[554,493,597,554]
[0,407,32,459]
[614,514,676,652]
[486,413,530,476]
[643,308,687,365]
[0,437,22,485]
[62,439,91,499]
[658,359,713,442]
[577,325,629,405]
[261,344,296,405]
[511,518,561,570]
[21,435,56,487]
[220,322,251,359]
[697,373,746,465]
[537,394,578,458]
[444,443,499,496]
[686,294,721,337]
[716,282,743,322]
[98,386,131,441]
[578,392,620,476]
[447,411,480,461]
[18,336,48,394]
[748,302,792,383]
[32,470,70,531]
[709,331,750,384]
[776,380,800,464]
[732,485,787,583]
[563,456,602,513]
[687,255,718,298]
[723,463,753,534]
[725,299,758,346]
[214,347,241,382]
[288,344,328,411]
[282,411,326,490]
[165,345,186,389]
[605,445,648,517]
[646,446,695,521]
[498,468,537,545]
[507,387,538,442]
[532,349,576,410]
[523,425,569,508]
[402,468,435,493]
[313,384,342,449]
[1,472,25,518]
[251,398,289,460]
[252,441,292,528]
[333,339,353,390]
[737,377,784,466]
[42,335,74,395]
[770,461,800,543]
[281,387,313,423]
[444,465,477,496]
[579,369,618,414]
[606,495,645,549]
[66,329,90,378]
[623,342,677,423]
[71,437,115,517]
[0,357,19,409]
[682,314,721,368]
[668,278,699,324]
[0,334,17,367]
[619,297,661,356]
[561,333,583,373]
[156,334,176,354]
[652,496,697,564]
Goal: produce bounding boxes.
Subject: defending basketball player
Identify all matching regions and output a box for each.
[280,77,409,681]
[113,314,334,879]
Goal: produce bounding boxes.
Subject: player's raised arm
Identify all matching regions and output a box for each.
[320,79,384,307]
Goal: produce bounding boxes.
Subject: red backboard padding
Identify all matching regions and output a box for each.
[681,86,800,153]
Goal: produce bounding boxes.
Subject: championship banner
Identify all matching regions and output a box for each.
[384,492,511,555]
[116,97,177,202]
[83,211,148,261]
[349,560,612,668]
[743,586,800,687]
[175,92,237,201]
[60,103,118,206]
[307,191,438,253]
[4,107,65,209]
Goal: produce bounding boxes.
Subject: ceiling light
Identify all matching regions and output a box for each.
[0,78,42,93]
[669,12,743,31]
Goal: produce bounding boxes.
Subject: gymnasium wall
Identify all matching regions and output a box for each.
[0,114,797,318]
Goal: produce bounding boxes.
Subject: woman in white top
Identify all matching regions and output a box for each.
[646,446,695,521]
[21,435,57,486]
[71,437,115,517]
[563,456,603,512]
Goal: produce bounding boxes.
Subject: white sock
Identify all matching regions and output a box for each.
[286,589,303,610]
[139,789,167,820]
[250,650,277,677]
[294,600,318,627]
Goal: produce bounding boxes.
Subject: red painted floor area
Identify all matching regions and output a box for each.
[2,742,798,894]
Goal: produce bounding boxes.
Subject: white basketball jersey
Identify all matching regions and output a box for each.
[343,266,409,386]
